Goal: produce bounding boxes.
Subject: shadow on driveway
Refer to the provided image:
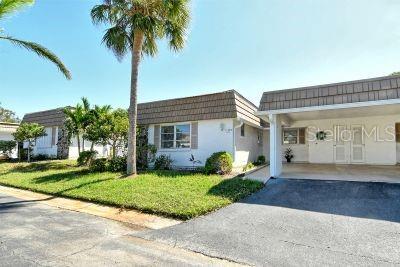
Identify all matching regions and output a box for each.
[246,178,400,223]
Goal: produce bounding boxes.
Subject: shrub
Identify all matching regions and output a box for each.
[254,155,266,166]
[242,162,255,172]
[108,156,127,172]
[89,158,108,172]
[204,151,233,175]
[77,151,98,166]
[154,154,173,170]
[32,154,51,161]
[0,140,16,159]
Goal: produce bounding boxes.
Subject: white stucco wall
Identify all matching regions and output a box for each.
[287,114,398,165]
[234,123,263,167]
[148,119,235,168]
[68,135,110,159]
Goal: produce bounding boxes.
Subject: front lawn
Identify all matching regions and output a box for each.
[0,160,263,219]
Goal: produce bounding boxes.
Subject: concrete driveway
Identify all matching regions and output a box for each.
[138,178,400,266]
[0,193,241,266]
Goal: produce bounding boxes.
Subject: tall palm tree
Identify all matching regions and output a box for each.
[0,0,71,79]
[91,0,190,175]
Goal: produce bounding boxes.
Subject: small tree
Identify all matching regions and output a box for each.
[13,123,46,162]
[84,105,112,151]
[0,140,17,159]
[107,109,128,158]
[64,97,91,153]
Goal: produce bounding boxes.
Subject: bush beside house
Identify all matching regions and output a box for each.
[205,151,233,175]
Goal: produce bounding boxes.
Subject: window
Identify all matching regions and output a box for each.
[283,128,306,145]
[161,124,190,149]
[240,124,245,137]
[396,123,400,143]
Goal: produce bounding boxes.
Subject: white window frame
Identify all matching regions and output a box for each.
[282,128,300,145]
[240,124,245,137]
[160,123,191,150]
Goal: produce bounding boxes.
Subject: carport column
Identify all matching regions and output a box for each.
[269,114,282,178]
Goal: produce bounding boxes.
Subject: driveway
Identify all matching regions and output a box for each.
[138,178,400,266]
[0,193,241,266]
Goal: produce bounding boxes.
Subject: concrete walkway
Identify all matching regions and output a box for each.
[0,192,244,266]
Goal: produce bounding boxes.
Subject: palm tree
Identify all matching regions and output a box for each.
[64,98,92,154]
[91,0,190,175]
[0,0,71,79]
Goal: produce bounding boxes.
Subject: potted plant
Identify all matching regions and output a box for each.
[284,148,294,163]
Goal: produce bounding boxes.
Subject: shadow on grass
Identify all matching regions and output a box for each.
[9,161,76,173]
[32,169,92,184]
[207,177,264,201]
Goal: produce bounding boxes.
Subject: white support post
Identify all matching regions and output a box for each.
[269,114,282,178]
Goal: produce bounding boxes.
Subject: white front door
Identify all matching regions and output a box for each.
[334,125,347,163]
[350,125,365,163]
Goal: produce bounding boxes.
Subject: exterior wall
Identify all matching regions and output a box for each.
[234,123,263,167]
[32,127,58,158]
[282,137,309,163]
[0,127,18,158]
[148,119,235,168]
[68,135,110,159]
[287,114,398,165]
[262,130,270,162]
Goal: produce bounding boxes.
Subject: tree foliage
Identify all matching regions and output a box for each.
[12,122,46,162]
[0,103,20,123]
[0,0,71,79]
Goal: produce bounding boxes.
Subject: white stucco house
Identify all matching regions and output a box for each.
[22,108,110,159]
[0,122,19,159]
[256,75,400,178]
[138,90,266,169]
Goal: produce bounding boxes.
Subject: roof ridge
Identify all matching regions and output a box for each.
[138,90,234,105]
[263,74,400,95]
[23,106,69,116]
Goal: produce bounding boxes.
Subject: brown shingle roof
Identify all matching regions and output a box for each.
[138,90,262,126]
[22,108,67,127]
[259,75,400,111]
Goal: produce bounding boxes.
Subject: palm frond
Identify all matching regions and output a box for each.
[0,0,34,19]
[0,35,71,79]
[102,25,130,61]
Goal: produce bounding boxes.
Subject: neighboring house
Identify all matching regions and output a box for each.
[0,122,19,158]
[138,90,267,169]
[256,75,400,177]
[22,108,109,159]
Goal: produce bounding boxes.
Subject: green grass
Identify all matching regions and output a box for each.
[0,160,263,220]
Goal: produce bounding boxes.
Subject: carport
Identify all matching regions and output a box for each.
[256,76,400,179]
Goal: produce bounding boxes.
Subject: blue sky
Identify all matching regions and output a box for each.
[1,0,400,118]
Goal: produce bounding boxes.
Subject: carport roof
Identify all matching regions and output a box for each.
[259,75,400,111]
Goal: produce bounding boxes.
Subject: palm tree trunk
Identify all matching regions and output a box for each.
[77,135,81,154]
[82,138,85,152]
[126,31,144,175]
